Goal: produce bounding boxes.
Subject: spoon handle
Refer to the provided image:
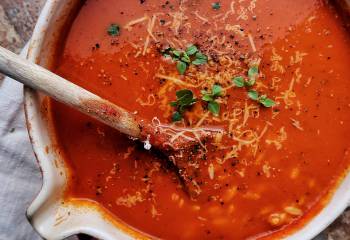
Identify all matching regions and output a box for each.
[0,45,141,138]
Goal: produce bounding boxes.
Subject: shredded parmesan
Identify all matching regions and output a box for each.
[248,33,257,52]
[194,11,209,23]
[290,118,304,131]
[208,163,215,180]
[155,74,202,88]
[124,16,148,30]
[116,192,144,207]
[136,94,156,106]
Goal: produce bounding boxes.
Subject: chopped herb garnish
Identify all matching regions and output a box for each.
[192,52,208,65]
[201,84,222,116]
[181,52,191,63]
[248,89,259,101]
[247,65,259,86]
[177,61,187,75]
[248,66,259,78]
[233,65,275,108]
[212,84,222,96]
[208,101,220,115]
[233,76,245,88]
[212,2,221,10]
[172,50,181,57]
[233,65,259,88]
[161,47,174,58]
[246,78,256,87]
[107,24,120,36]
[247,90,275,107]
[259,95,275,107]
[172,111,182,122]
[186,45,198,56]
[170,89,197,121]
[161,45,208,74]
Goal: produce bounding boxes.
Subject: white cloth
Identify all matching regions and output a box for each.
[0,76,42,240]
[0,45,79,240]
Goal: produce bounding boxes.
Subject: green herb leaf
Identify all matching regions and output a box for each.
[172,111,182,122]
[246,78,256,87]
[161,45,208,74]
[181,53,191,63]
[107,24,120,36]
[170,101,178,107]
[161,47,173,58]
[231,64,275,108]
[248,90,259,100]
[248,66,259,78]
[176,89,193,99]
[202,94,214,102]
[192,52,208,65]
[208,101,220,116]
[212,84,222,97]
[176,89,196,106]
[259,96,275,107]
[212,2,221,10]
[170,89,197,121]
[233,76,245,87]
[177,61,187,75]
[201,85,222,116]
[246,66,258,87]
[200,89,208,95]
[179,94,196,106]
[186,45,198,56]
[172,50,182,58]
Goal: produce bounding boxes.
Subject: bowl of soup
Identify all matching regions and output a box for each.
[24,0,350,239]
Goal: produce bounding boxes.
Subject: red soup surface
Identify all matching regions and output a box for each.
[50,0,350,239]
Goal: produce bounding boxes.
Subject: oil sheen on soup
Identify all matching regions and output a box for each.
[50,0,350,239]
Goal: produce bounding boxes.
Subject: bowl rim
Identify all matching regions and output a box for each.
[23,0,350,239]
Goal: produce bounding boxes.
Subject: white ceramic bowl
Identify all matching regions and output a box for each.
[24,0,350,239]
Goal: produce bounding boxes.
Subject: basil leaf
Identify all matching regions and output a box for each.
[212,84,222,97]
[233,76,245,87]
[181,53,191,63]
[248,66,259,78]
[246,78,256,87]
[172,111,182,122]
[179,94,196,106]
[260,98,275,107]
[192,52,208,65]
[170,101,178,107]
[202,95,214,102]
[186,45,198,56]
[177,61,187,75]
[176,89,192,99]
[161,45,208,75]
[248,90,259,100]
[170,89,197,121]
[260,99,275,107]
[107,24,120,36]
[172,50,182,58]
[201,90,208,95]
[208,101,220,116]
[212,2,221,10]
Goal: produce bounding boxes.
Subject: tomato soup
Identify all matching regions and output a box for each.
[50,0,350,239]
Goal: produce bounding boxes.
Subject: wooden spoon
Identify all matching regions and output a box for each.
[0,45,221,152]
